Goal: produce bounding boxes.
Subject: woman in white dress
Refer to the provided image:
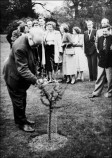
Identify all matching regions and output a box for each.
[60,23,77,84]
[72,27,86,81]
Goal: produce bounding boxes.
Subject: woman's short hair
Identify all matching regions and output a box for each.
[32,20,38,26]
[60,23,69,32]
[73,27,81,34]
[19,23,25,33]
[46,21,56,29]
[38,16,45,21]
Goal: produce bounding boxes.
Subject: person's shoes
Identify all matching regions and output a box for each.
[89,79,93,82]
[52,79,58,83]
[81,76,84,82]
[71,78,76,84]
[104,93,112,98]
[48,79,53,83]
[77,77,81,81]
[19,124,35,132]
[26,119,35,125]
[88,94,98,98]
[66,77,70,83]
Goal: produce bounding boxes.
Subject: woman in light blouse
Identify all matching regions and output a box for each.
[44,21,62,82]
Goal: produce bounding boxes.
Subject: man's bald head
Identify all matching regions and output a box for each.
[101,18,109,28]
[28,27,44,47]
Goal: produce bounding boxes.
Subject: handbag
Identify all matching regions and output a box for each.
[65,45,75,55]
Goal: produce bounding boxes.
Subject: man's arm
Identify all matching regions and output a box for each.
[14,49,37,85]
[95,30,99,53]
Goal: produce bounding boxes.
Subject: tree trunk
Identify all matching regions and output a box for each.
[47,105,58,141]
[75,5,79,19]
[48,107,52,141]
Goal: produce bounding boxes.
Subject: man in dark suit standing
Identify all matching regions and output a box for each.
[3,28,44,132]
[90,26,112,98]
[84,20,97,81]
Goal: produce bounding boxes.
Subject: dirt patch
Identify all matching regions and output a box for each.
[28,133,68,152]
[0,35,112,158]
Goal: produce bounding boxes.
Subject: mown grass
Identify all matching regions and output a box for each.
[0,35,112,158]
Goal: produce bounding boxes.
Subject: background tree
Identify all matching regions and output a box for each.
[0,0,10,33]
[52,0,112,32]
[0,0,47,33]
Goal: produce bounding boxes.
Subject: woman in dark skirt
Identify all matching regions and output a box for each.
[45,44,57,73]
[44,21,62,82]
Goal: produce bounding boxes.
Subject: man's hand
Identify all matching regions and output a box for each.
[97,49,99,54]
[36,79,44,85]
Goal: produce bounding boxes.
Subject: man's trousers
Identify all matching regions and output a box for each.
[87,53,97,81]
[7,84,27,125]
[93,66,112,96]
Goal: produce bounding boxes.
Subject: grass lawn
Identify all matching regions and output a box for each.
[0,35,112,158]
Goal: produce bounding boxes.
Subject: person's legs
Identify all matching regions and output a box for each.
[87,56,93,81]
[92,53,97,81]
[45,45,52,81]
[77,71,80,80]
[38,45,42,76]
[71,75,76,84]
[48,71,52,82]
[6,84,35,132]
[105,67,112,97]
[80,71,84,81]
[92,67,105,96]
[52,63,58,81]
[66,75,70,83]
[7,85,27,125]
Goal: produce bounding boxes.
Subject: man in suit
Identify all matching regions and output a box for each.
[84,20,97,81]
[90,26,112,98]
[3,28,44,132]
[95,18,110,51]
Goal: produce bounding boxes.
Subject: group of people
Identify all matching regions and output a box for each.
[6,17,87,84]
[3,16,112,132]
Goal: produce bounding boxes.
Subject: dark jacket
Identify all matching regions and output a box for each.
[84,29,97,56]
[3,35,37,91]
[97,35,112,68]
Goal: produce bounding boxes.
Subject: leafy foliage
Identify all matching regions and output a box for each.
[39,83,66,109]
[0,0,38,33]
[52,0,112,32]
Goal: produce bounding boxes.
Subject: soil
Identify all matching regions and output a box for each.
[0,35,112,158]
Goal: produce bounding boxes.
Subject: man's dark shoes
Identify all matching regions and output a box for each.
[15,119,35,125]
[19,124,35,132]
[25,119,35,125]
[88,94,98,98]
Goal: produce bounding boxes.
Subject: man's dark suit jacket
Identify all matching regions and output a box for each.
[97,35,112,68]
[84,29,97,56]
[3,35,37,91]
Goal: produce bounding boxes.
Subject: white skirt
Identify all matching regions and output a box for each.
[62,52,77,75]
[75,47,87,72]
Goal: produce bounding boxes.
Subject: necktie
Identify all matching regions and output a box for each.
[88,30,91,39]
[103,37,106,50]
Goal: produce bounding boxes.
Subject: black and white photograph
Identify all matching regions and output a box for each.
[0,0,112,158]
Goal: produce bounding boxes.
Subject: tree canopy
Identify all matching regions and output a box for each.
[0,0,112,33]
[0,0,46,33]
[52,0,112,32]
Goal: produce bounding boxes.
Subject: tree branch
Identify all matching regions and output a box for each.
[33,2,52,13]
